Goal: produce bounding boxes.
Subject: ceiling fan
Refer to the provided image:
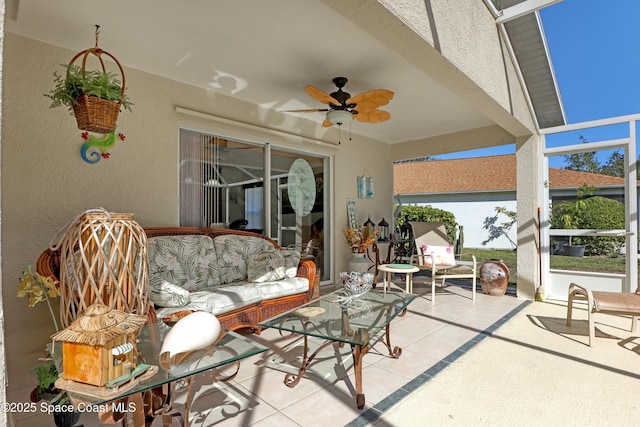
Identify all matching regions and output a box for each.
[285,77,394,127]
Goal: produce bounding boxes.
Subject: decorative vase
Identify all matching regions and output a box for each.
[57,208,150,328]
[479,259,510,296]
[348,252,370,274]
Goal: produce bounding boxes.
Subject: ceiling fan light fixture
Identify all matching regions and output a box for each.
[326,109,352,126]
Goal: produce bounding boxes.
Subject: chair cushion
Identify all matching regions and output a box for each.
[255,277,310,300]
[157,284,263,318]
[592,291,640,313]
[213,235,275,282]
[419,244,456,267]
[247,250,286,283]
[148,235,221,290]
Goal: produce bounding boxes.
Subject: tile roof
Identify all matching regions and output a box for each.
[394,154,627,194]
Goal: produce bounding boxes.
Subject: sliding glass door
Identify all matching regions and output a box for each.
[269,148,327,281]
[179,129,330,282]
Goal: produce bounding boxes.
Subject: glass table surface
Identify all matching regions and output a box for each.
[259,289,417,346]
[51,322,268,405]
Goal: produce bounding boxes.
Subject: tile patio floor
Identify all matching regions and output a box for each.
[13,278,527,426]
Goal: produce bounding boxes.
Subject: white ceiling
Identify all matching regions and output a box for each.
[6,0,495,144]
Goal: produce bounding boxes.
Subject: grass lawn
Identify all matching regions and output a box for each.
[463,248,632,287]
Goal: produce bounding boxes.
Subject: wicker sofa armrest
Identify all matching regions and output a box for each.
[296,258,317,299]
[36,248,60,281]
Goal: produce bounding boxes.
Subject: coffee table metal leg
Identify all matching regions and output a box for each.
[353,343,369,409]
[284,334,334,388]
[382,323,402,358]
[129,392,145,427]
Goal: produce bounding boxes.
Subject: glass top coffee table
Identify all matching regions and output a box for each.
[52,322,268,427]
[259,289,417,409]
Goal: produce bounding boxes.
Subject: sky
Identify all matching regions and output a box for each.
[437,0,640,168]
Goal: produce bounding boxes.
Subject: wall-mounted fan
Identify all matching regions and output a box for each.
[285,77,394,127]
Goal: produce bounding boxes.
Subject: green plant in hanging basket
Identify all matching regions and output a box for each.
[44,64,133,115]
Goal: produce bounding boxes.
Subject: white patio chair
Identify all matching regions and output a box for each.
[567,282,640,347]
[409,221,477,302]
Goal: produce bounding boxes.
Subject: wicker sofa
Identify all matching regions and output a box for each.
[37,227,317,333]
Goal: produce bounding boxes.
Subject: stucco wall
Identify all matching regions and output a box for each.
[1,33,393,395]
[0,0,7,423]
[327,0,535,140]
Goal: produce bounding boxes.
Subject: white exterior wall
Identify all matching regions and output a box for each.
[399,193,518,250]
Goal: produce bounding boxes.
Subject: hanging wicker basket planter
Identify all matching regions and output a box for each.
[45,26,132,134]
[67,46,126,133]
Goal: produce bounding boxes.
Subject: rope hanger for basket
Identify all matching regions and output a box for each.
[66,25,126,102]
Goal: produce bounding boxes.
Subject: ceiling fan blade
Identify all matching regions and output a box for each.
[322,118,334,127]
[283,108,329,113]
[348,89,394,112]
[354,109,391,124]
[305,85,341,106]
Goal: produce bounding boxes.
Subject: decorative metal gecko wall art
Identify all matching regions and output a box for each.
[80,130,126,164]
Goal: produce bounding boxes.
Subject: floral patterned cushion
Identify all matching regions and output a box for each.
[213,235,274,282]
[247,251,286,283]
[148,235,221,291]
[255,277,309,300]
[419,244,456,267]
[281,249,301,278]
[155,285,262,318]
[149,277,190,308]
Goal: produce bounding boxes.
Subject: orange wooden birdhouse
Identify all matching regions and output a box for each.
[51,303,146,388]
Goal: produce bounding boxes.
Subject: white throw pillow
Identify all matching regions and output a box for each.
[247,251,286,283]
[419,244,456,267]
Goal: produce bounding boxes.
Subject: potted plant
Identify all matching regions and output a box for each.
[551,185,595,257]
[344,225,379,273]
[29,362,61,403]
[29,362,81,427]
[44,62,133,134]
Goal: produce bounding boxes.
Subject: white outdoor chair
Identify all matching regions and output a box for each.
[409,221,477,302]
[566,282,640,347]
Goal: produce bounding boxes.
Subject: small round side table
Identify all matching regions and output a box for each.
[378,264,420,293]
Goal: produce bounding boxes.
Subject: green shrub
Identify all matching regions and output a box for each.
[551,195,625,256]
[394,204,458,243]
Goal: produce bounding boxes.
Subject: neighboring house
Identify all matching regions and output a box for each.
[395,155,629,249]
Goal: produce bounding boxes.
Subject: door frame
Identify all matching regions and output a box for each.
[540,116,638,298]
